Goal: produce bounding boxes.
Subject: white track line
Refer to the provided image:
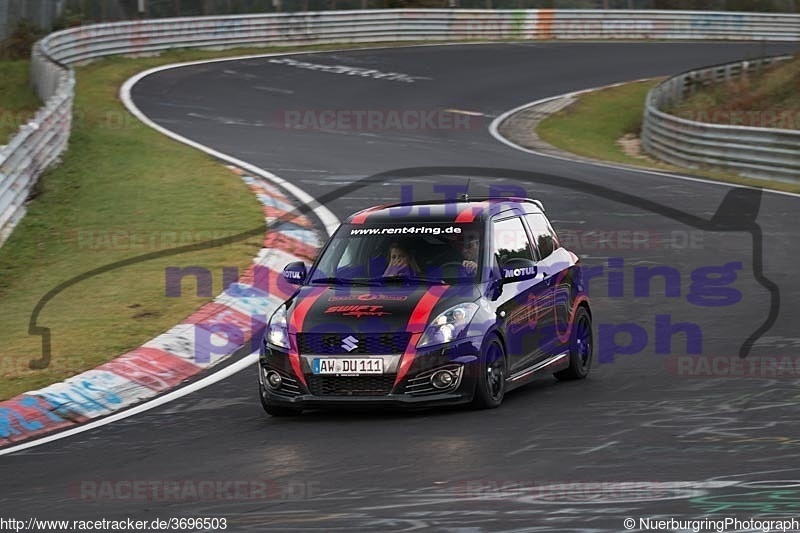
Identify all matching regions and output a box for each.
[488,82,800,200]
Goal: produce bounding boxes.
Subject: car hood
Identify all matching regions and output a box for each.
[288,283,480,334]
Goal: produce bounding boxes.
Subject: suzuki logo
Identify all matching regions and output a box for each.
[341,335,359,352]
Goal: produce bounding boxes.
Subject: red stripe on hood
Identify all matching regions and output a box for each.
[287,288,326,386]
[350,205,386,224]
[394,285,449,386]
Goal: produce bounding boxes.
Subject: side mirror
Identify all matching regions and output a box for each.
[500,259,539,284]
[488,277,503,300]
[282,261,307,285]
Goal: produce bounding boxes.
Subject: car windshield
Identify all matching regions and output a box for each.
[309,222,485,285]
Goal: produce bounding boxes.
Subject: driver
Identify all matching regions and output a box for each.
[460,236,480,274]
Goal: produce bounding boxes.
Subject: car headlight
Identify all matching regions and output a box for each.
[266,305,290,350]
[417,303,479,348]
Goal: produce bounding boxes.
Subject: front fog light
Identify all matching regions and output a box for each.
[266,371,283,390]
[431,370,455,389]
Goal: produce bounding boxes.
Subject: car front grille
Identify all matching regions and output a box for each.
[307,375,396,396]
[297,332,411,355]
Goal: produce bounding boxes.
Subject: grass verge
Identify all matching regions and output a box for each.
[537,80,657,167]
[535,78,800,194]
[669,55,800,130]
[0,60,42,142]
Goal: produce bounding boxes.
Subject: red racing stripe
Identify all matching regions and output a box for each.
[287,288,326,386]
[454,201,490,223]
[407,286,448,330]
[394,333,423,387]
[394,285,449,386]
[350,205,386,225]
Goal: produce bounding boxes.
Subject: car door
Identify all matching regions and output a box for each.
[524,212,569,358]
[490,216,554,374]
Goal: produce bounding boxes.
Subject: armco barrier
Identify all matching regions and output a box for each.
[1,9,799,246]
[641,56,800,181]
[0,45,72,246]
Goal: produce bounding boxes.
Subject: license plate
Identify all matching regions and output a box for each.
[312,358,384,375]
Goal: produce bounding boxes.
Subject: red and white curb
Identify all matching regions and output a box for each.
[0,165,325,449]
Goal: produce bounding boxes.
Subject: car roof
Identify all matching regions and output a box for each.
[345,197,545,224]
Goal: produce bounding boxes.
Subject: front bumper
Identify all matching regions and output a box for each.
[259,336,482,410]
[260,387,471,409]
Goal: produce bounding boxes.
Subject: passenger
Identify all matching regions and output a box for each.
[383,242,420,277]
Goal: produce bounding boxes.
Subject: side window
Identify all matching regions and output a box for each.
[492,217,533,267]
[525,214,559,260]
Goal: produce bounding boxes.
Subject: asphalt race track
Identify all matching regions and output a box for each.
[4,42,800,531]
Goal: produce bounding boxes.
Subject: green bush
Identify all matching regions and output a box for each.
[0,19,44,60]
[51,8,93,32]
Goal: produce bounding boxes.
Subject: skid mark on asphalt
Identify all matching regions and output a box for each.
[187,112,266,127]
[222,69,259,80]
[267,57,431,83]
[575,441,619,455]
[252,86,295,94]
[443,108,496,118]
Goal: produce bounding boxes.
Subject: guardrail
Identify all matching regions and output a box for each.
[641,56,799,181]
[2,9,799,246]
[0,44,72,246]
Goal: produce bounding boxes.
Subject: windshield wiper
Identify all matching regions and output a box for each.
[372,276,446,285]
[310,277,379,286]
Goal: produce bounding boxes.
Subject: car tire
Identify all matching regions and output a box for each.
[259,384,302,417]
[471,335,506,409]
[554,306,593,381]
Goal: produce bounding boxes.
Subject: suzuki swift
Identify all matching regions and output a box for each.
[258,197,593,415]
